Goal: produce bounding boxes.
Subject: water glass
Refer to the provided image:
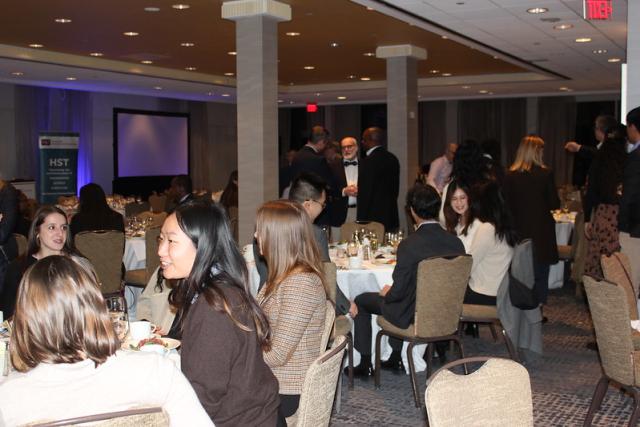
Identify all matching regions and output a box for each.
[347,241,359,257]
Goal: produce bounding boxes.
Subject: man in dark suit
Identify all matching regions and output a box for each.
[619,106,640,289]
[330,137,359,241]
[350,184,465,377]
[166,175,194,213]
[0,179,18,295]
[357,127,400,232]
[289,126,336,227]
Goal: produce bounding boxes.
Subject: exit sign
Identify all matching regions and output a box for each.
[584,0,613,20]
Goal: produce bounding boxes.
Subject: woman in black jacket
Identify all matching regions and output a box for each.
[70,183,124,237]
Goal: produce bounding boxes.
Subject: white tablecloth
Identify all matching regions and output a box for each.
[333,258,429,374]
[124,237,146,271]
[549,220,575,289]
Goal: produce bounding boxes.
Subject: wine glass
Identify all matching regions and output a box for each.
[347,241,359,257]
[105,296,129,342]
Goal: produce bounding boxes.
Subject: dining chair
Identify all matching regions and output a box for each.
[124,226,162,288]
[74,230,125,296]
[148,193,167,213]
[374,255,472,407]
[601,252,638,320]
[286,335,348,427]
[13,233,27,257]
[425,357,533,427]
[583,275,640,427]
[136,211,167,228]
[457,303,519,362]
[340,221,384,241]
[30,406,168,426]
[124,201,149,218]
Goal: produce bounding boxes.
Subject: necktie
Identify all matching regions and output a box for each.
[344,161,358,167]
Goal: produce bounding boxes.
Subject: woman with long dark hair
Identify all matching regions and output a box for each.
[584,123,627,277]
[70,183,124,237]
[159,200,279,426]
[219,170,238,212]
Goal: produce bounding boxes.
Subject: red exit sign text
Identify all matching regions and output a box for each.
[584,0,613,20]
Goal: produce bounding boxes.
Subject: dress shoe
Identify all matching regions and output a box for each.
[380,357,405,373]
[348,362,374,378]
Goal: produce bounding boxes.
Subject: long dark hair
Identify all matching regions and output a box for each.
[167,200,271,350]
[470,181,518,247]
[77,183,111,215]
[443,180,475,236]
[219,170,238,212]
[594,124,627,199]
[27,206,79,258]
[451,139,491,187]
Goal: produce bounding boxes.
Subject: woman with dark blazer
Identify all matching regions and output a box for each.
[70,183,124,237]
[503,135,560,305]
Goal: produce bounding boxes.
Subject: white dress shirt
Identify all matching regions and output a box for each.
[343,159,358,206]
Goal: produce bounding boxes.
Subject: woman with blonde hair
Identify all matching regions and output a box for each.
[503,135,560,306]
[255,200,327,423]
[0,255,211,426]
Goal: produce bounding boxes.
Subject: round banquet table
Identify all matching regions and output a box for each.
[332,257,429,374]
[123,236,146,271]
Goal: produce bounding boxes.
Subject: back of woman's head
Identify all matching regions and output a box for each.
[596,123,628,196]
[10,255,119,372]
[451,139,489,186]
[27,205,77,257]
[470,181,518,246]
[78,183,109,214]
[256,200,324,298]
[510,135,545,172]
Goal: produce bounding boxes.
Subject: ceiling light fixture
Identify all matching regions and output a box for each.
[208,92,215,96]
[153,86,162,90]
[11,72,23,76]
[553,23,573,30]
[54,18,72,23]
[608,57,621,63]
[181,42,195,47]
[278,99,284,103]
[303,66,315,70]
[65,77,77,81]
[348,75,356,79]
[285,32,300,36]
[144,7,160,12]
[141,60,153,64]
[185,66,197,71]
[360,77,371,81]
[337,96,347,100]
[527,7,548,14]
[575,37,592,43]
[221,94,230,97]
[441,35,448,40]
[441,73,452,77]
[429,69,439,74]
[89,52,103,57]
[123,32,139,37]
[478,90,489,94]
[363,52,375,57]
[593,49,608,54]
[228,51,236,55]
[330,42,339,48]
[462,85,471,89]
[315,92,321,96]
[172,4,190,9]
[559,86,570,91]
[224,72,234,76]
[28,44,43,48]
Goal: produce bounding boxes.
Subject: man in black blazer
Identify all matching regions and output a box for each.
[166,175,194,213]
[357,127,400,232]
[350,184,465,377]
[329,137,359,240]
[619,106,640,288]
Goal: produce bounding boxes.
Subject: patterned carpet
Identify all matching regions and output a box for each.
[330,283,635,426]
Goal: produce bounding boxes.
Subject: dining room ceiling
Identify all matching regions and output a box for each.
[0,0,626,104]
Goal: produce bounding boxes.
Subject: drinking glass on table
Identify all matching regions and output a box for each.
[105,296,129,342]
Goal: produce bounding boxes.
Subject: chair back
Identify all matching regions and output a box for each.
[602,252,638,320]
[425,357,533,427]
[294,335,348,427]
[228,206,239,241]
[319,300,336,352]
[30,407,168,426]
[124,202,149,218]
[136,211,167,228]
[148,193,167,213]
[340,221,384,241]
[145,226,161,283]
[13,233,27,257]
[75,231,125,295]
[568,211,583,259]
[322,262,337,303]
[584,276,635,385]
[414,255,472,337]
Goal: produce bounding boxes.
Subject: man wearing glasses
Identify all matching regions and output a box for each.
[330,137,360,241]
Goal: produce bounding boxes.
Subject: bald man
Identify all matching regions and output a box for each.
[330,137,359,241]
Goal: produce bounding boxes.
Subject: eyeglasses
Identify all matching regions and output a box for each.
[309,199,327,209]
[341,144,357,150]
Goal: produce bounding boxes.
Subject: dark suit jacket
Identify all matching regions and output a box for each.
[290,146,336,226]
[503,166,560,264]
[382,223,465,329]
[619,147,640,237]
[0,183,19,261]
[329,158,358,227]
[357,146,400,231]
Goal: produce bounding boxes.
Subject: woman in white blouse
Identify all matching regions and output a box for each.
[443,180,517,305]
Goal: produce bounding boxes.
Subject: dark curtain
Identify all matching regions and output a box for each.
[418,101,446,167]
[538,96,576,186]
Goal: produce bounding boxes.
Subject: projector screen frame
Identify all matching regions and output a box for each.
[113,108,191,179]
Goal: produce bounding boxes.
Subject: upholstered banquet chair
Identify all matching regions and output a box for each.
[583,276,640,426]
[74,230,125,296]
[124,201,149,218]
[374,255,472,407]
[148,193,167,213]
[30,407,168,426]
[601,252,639,320]
[286,335,348,427]
[13,233,27,257]
[136,211,167,228]
[124,226,162,288]
[425,357,533,427]
[340,221,384,242]
[458,305,519,361]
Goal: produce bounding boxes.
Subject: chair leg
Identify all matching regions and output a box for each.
[426,342,435,378]
[334,364,343,414]
[374,331,383,389]
[488,323,498,342]
[583,375,609,426]
[406,342,421,408]
[452,336,468,375]
[629,387,640,427]
[347,333,354,389]
[501,328,520,363]
[457,321,464,338]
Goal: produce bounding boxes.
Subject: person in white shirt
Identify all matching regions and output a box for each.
[427,143,457,193]
[0,255,212,427]
[443,180,517,305]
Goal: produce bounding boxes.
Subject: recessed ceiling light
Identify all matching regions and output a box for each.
[559,86,570,91]
[28,44,43,48]
[224,72,234,76]
[89,52,103,57]
[360,77,371,81]
[553,23,573,30]
[478,90,489,94]
[337,96,347,100]
[172,4,190,9]
[289,101,294,104]
[278,99,284,103]
[54,18,72,23]
[608,57,621,63]
[144,6,160,12]
[153,86,162,90]
[11,72,23,76]
[65,77,77,81]
[303,66,315,70]
[441,35,448,40]
[441,73,452,77]
[462,85,471,89]
[181,42,195,47]
[363,52,375,57]
[221,94,230,97]
[228,51,236,55]
[185,66,197,71]
[429,69,439,74]
[493,56,499,59]
[123,32,139,37]
[141,60,153,64]
[527,7,548,14]
[285,32,300,36]
[207,92,215,96]
[366,7,374,11]
[575,37,592,43]
[330,42,339,48]
[289,82,294,86]
[592,49,608,54]
[348,75,356,79]
[315,92,321,96]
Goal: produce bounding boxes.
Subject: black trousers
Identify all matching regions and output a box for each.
[353,292,403,358]
[533,262,551,305]
[463,286,497,306]
[276,394,300,427]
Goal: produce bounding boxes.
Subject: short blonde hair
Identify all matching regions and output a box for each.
[10,255,120,372]
[510,135,546,172]
[256,200,326,299]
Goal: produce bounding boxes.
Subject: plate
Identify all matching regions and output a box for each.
[122,337,181,351]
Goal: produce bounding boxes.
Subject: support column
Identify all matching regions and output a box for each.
[627,2,640,114]
[223,0,291,245]
[376,45,426,233]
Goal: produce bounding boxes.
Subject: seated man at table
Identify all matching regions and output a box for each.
[351,183,465,377]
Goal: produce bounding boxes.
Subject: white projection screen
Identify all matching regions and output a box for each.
[114,109,189,177]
